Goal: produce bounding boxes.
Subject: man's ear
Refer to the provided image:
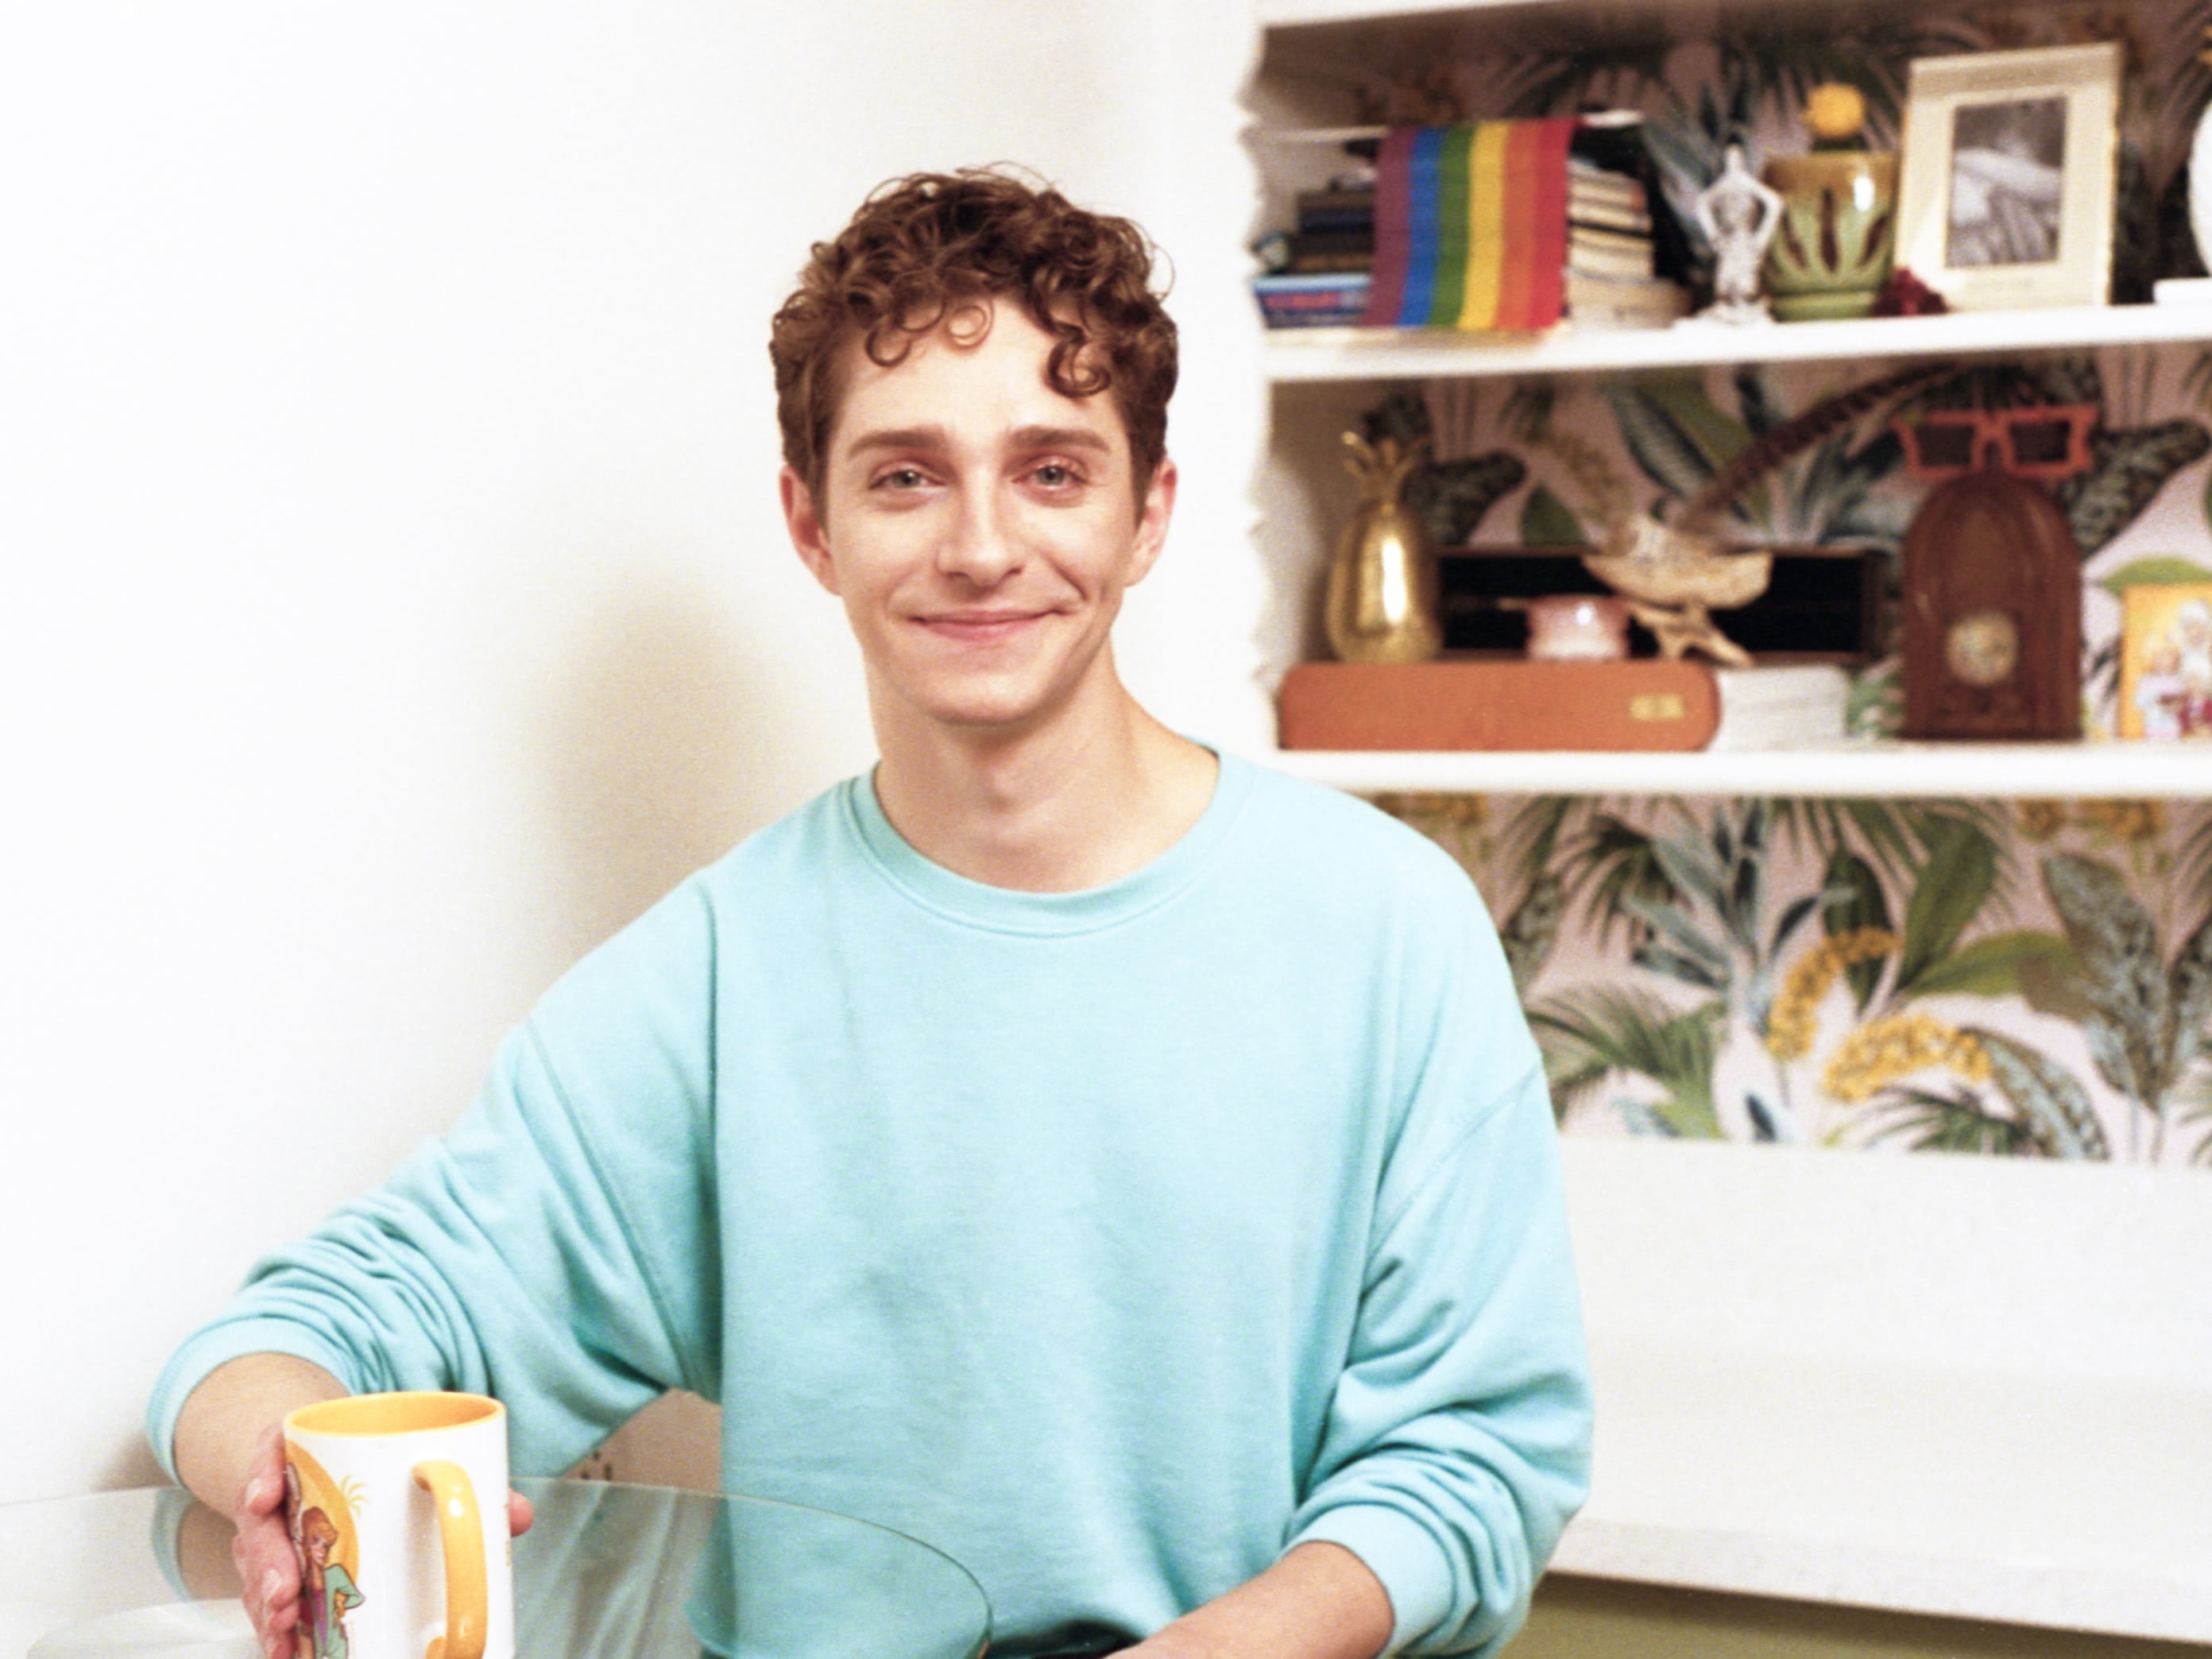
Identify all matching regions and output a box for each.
[1124,457,1179,587]
[781,466,841,596]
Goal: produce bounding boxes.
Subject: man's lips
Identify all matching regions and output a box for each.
[915,609,1051,643]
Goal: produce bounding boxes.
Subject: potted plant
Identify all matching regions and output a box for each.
[1762,83,1899,319]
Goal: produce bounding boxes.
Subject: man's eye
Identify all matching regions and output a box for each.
[876,467,929,489]
[1033,462,1079,488]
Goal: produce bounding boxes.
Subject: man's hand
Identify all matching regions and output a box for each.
[1120,1542,1392,1659]
[230,1425,303,1659]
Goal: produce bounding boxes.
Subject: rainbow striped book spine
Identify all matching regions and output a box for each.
[1363,119,1577,331]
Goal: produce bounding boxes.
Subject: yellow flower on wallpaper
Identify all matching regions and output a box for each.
[1766,928,1900,1062]
[1819,1014,1992,1104]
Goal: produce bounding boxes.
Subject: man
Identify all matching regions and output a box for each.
[153,168,1591,1659]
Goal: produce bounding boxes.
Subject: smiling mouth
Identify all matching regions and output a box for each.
[917,610,1050,643]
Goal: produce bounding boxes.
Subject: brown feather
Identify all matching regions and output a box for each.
[1676,362,1955,535]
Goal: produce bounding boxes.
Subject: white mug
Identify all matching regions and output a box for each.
[283,1392,514,1659]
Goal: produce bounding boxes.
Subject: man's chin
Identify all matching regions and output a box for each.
[899,682,1069,737]
[872,645,1116,740]
[926,699,1052,733]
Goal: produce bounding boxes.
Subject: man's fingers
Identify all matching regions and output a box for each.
[237,1424,289,1518]
[261,1580,301,1659]
[509,1489,535,1538]
[232,1478,302,1659]
[208,1410,314,1659]
[233,1554,289,1649]
[246,1559,301,1659]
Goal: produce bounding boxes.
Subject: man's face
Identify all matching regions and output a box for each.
[781,301,1174,741]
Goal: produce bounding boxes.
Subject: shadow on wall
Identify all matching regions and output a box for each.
[533,570,823,965]
[535,578,784,1490]
[531,566,856,1490]
[570,1390,724,1490]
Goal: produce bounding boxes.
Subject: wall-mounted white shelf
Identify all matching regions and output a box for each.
[1247,0,2212,803]
[1558,1332,2212,1645]
[1266,304,2212,385]
[1267,740,2212,798]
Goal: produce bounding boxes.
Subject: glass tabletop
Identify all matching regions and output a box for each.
[0,1479,991,1658]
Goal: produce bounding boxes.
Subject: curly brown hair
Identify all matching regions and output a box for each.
[770,168,1177,504]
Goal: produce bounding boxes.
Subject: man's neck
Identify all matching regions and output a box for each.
[869,688,1219,895]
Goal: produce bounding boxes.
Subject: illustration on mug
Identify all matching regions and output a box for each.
[285,1446,367,1659]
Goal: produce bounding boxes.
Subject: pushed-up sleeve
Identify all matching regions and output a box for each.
[149,880,725,1483]
[1288,881,1592,1658]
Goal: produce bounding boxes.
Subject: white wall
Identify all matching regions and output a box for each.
[0,0,1263,1504]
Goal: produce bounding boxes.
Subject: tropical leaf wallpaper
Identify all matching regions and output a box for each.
[1352,0,2212,1167]
[1389,791,2212,1165]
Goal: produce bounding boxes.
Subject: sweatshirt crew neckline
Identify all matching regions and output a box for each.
[842,748,1256,937]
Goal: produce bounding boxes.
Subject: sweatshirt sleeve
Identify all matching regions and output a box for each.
[1287,880,1592,1658]
[147,879,725,1483]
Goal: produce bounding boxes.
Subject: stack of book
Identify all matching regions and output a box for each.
[1253,178,1375,327]
[1282,181,1376,270]
[1250,118,1690,331]
[1564,156,1688,328]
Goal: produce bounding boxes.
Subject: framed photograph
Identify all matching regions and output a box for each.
[2118,585,2212,741]
[1894,41,2121,311]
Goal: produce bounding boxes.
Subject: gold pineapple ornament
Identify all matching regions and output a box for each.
[1324,431,1442,663]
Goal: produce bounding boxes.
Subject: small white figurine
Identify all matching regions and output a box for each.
[1689,144,1782,326]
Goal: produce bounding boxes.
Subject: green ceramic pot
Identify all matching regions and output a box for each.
[1761,151,1897,320]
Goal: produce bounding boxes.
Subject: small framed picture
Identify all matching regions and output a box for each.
[2118,585,2212,741]
[1894,41,2122,311]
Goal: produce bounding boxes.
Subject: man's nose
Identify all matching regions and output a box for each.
[938,486,1022,584]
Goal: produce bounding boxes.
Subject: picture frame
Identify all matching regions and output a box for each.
[1894,41,2121,311]
[2117,584,2212,741]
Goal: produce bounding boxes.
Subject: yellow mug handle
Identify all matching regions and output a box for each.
[411,1460,488,1659]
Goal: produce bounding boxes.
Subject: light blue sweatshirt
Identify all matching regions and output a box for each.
[150,755,1590,1655]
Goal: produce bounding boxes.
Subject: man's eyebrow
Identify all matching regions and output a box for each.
[1008,424,1115,454]
[842,424,950,459]
[840,423,1116,459]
